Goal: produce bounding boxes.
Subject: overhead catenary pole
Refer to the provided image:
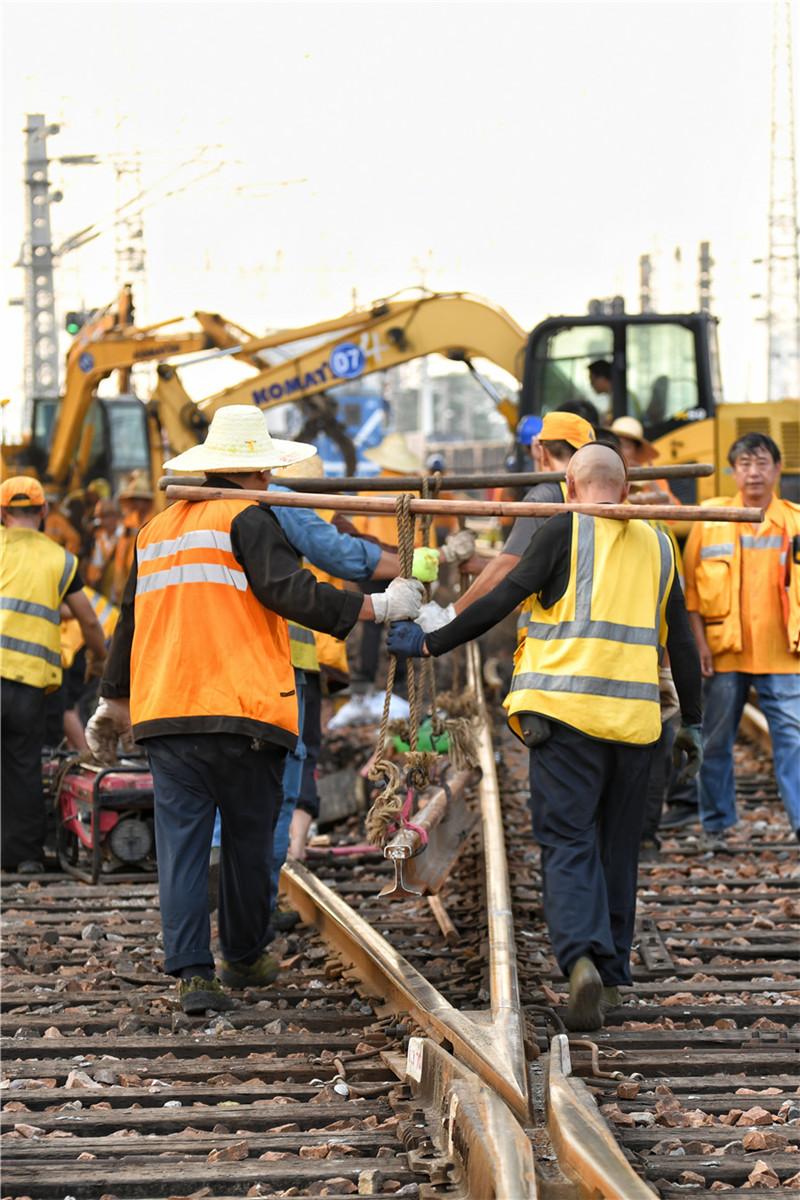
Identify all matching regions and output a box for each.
[165,483,762,525]
[20,115,61,420]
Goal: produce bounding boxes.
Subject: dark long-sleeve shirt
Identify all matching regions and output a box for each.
[102,498,363,700]
[427,512,701,726]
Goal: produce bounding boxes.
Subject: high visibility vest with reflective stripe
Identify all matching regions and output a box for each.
[504,513,674,746]
[0,527,78,691]
[131,498,298,745]
[60,587,120,670]
[691,495,800,656]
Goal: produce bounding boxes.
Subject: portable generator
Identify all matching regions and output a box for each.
[46,754,157,883]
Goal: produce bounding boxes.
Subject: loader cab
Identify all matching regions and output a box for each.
[519,312,722,441]
[32,394,151,493]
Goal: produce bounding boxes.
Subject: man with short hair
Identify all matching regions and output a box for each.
[388,444,702,1030]
[1,476,107,872]
[684,432,800,841]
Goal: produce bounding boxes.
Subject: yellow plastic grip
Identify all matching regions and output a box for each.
[412,547,440,583]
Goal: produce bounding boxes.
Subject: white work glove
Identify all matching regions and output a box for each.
[85,698,132,766]
[440,529,476,564]
[416,601,456,634]
[370,577,424,623]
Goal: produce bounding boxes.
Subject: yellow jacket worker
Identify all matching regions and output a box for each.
[388,446,702,1032]
[1,477,107,872]
[684,432,800,841]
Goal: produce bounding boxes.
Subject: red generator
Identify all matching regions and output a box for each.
[46,755,157,883]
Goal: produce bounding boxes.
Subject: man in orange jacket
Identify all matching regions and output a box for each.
[89,407,423,1013]
[684,432,800,844]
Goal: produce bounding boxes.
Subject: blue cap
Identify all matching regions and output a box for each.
[516,414,543,446]
[426,452,446,473]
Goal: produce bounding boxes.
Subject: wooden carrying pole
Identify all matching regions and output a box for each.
[165,483,763,524]
[158,462,713,493]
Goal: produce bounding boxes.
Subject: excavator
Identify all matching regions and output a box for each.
[6,287,797,505]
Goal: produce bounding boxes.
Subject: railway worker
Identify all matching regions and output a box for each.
[88,407,424,1014]
[110,471,154,603]
[207,450,432,927]
[86,498,122,597]
[609,417,680,507]
[416,411,595,634]
[683,432,800,843]
[387,444,703,1031]
[1,476,108,874]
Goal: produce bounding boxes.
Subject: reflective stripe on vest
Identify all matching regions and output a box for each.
[505,514,673,746]
[136,562,248,595]
[131,497,298,741]
[700,542,734,558]
[0,529,77,690]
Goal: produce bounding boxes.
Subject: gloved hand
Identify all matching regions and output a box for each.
[412,547,440,584]
[416,601,456,633]
[84,650,107,684]
[440,529,476,564]
[85,698,132,766]
[672,723,703,784]
[370,577,425,623]
[387,620,428,658]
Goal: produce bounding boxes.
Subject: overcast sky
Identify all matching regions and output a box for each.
[1,0,793,428]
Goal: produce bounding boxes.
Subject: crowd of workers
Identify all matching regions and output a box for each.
[1,389,798,1030]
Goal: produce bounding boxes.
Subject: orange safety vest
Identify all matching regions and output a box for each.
[130,497,298,747]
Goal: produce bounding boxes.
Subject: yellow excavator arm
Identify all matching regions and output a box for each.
[47,329,213,485]
[180,293,526,433]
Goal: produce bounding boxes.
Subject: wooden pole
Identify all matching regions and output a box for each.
[158,462,713,494]
[165,483,762,524]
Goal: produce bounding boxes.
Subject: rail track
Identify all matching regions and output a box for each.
[1,647,797,1198]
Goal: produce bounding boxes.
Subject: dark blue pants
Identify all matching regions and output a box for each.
[528,722,653,986]
[1,680,47,868]
[146,733,285,975]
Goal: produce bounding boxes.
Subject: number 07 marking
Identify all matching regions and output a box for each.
[329,342,365,380]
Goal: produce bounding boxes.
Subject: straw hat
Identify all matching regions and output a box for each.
[363,432,423,475]
[118,470,154,501]
[609,417,658,462]
[163,406,317,474]
[274,452,325,480]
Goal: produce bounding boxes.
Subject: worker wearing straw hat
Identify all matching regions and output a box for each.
[89,407,424,1014]
[609,417,679,506]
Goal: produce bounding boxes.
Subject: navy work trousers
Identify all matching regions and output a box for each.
[1,679,47,869]
[528,722,653,986]
[146,733,286,975]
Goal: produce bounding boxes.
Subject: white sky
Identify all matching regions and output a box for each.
[0,0,794,428]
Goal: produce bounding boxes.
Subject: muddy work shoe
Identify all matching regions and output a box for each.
[177,975,235,1015]
[564,956,604,1031]
[601,985,622,1012]
[219,952,280,990]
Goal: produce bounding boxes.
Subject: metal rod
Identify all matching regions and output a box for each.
[158,462,713,493]
[165,483,762,524]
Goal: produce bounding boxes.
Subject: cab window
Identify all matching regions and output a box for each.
[626,323,699,428]
[535,326,614,423]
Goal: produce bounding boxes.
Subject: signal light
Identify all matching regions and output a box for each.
[65,311,89,335]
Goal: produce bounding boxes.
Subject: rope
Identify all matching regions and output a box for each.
[365,493,433,846]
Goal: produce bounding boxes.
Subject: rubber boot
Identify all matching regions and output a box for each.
[564,956,604,1031]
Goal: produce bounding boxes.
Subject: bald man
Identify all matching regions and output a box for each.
[388,444,702,1031]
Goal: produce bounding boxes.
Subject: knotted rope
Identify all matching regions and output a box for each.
[365,493,435,846]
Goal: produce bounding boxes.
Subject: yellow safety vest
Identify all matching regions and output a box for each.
[288,621,320,673]
[60,587,120,669]
[505,513,674,746]
[0,528,78,691]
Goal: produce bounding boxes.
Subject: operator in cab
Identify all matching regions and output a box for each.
[88,407,424,1015]
[387,444,703,1032]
